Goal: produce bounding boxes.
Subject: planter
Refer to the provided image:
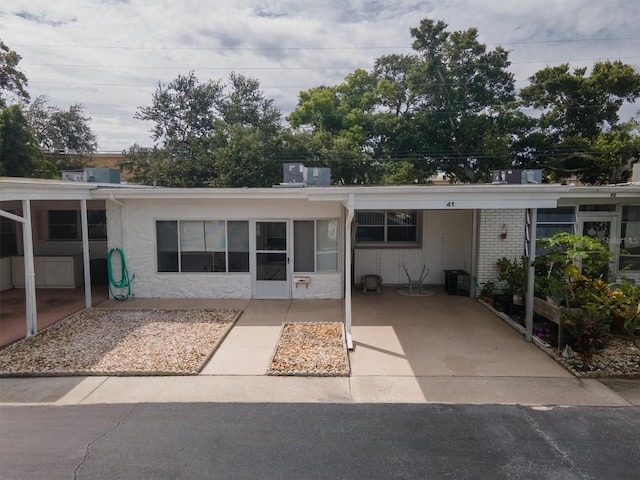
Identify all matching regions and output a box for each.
[533,297,582,349]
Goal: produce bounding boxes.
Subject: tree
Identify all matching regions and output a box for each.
[134,71,224,148]
[581,121,640,184]
[0,40,29,107]
[25,96,98,170]
[407,18,518,182]
[125,72,284,187]
[0,105,55,178]
[373,54,421,116]
[519,61,640,183]
[520,61,640,141]
[220,73,281,131]
[370,54,435,183]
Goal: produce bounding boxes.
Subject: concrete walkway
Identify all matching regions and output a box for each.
[0,289,637,407]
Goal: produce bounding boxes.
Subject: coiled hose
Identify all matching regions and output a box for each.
[107,247,134,301]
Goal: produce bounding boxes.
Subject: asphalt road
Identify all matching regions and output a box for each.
[1,403,638,479]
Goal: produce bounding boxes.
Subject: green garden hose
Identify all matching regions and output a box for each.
[107,247,134,301]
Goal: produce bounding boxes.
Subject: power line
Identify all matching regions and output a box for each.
[11,36,640,51]
[22,55,640,70]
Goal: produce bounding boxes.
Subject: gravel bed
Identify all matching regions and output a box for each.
[548,336,640,378]
[0,309,239,376]
[267,322,350,376]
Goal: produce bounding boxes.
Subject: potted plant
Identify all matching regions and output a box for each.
[546,275,566,306]
[497,257,528,306]
[478,281,495,305]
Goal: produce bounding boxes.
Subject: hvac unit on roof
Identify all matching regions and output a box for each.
[303,167,331,186]
[491,169,542,184]
[283,163,305,183]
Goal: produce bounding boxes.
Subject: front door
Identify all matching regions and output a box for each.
[579,215,618,278]
[254,221,289,299]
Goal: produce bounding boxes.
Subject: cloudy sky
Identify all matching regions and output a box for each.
[1,0,639,152]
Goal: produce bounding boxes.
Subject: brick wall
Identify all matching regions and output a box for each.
[476,209,527,292]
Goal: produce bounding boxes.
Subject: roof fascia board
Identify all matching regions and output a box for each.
[0,188,95,201]
[95,184,572,202]
[353,198,560,209]
[558,187,640,201]
[0,178,97,201]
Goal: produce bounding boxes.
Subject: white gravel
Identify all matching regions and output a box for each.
[0,308,239,376]
[550,336,640,378]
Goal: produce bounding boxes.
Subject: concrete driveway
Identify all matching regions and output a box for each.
[349,287,570,378]
[206,287,570,378]
[2,289,634,406]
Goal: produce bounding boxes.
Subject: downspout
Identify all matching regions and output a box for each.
[109,194,126,252]
[344,194,354,350]
[80,199,92,309]
[525,208,537,343]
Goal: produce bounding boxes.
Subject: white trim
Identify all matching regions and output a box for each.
[22,200,37,336]
[470,209,478,298]
[525,208,537,343]
[344,194,354,350]
[80,200,92,310]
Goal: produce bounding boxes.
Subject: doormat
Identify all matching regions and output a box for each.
[266,322,350,376]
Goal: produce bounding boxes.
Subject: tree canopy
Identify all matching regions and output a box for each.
[5,19,636,185]
[25,96,98,171]
[519,61,640,182]
[0,105,55,178]
[0,40,29,108]
[124,72,284,187]
[0,39,99,178]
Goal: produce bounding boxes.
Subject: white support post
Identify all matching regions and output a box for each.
[344,194,354,350]
[470,209,478,298]
[80,199,92,309]
[525,208,537,343]
[21,200,37,336]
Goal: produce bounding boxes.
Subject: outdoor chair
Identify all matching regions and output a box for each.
[403,264,429,295]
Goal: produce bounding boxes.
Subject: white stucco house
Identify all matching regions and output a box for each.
[2,168,640,347]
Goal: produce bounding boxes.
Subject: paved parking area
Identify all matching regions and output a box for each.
[2,287,636,406]
[349,287,571,378]
[0,285,109,347]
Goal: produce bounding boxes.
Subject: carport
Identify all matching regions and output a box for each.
[339,185,571,349]
[0,178,99,338]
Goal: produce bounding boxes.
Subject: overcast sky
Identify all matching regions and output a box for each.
[1,0,639,152]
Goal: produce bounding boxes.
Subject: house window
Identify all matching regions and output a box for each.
[293,219,338,272]
[578,204,617,212]
[619,206,640,271]
[355,210,418,245]
[48,210,107,240]
[536,207,576,240]
[49,210,78,240]
[87,211,107,240]
[1,213,18,257]
[156,220,249,273]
